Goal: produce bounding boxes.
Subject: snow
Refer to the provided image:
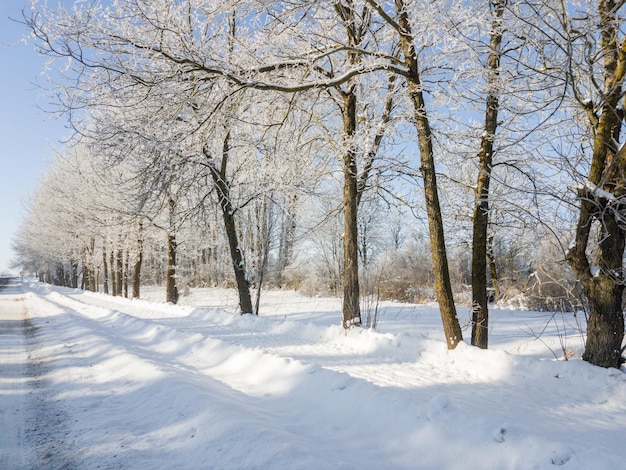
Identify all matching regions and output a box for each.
[578,180,617,202]
[1,280,626,469]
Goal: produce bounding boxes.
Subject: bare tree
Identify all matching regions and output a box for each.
[364,0,464,348]
[471,0,508,349]
[557,0,626,368]
[26,0,453,339]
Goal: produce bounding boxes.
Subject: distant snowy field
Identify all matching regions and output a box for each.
[2,281,626,469]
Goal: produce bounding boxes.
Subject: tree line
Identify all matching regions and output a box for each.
[12,0,626,368]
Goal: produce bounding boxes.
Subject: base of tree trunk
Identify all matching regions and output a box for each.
[471,303,489,349]
[583,308,624,368]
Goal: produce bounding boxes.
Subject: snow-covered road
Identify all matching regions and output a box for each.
[0,278,77,469]
[0,279,32,469]
[1,281,625,469]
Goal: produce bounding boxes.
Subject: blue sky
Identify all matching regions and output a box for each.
[0,3,68,273]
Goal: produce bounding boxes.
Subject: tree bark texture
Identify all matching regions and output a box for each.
[566,0,626,368]
[342,90,362,329]
[471,0,506,350]
[204,133,254,315]
[166,232,178,304]
[335,1,367,329]
[487,236,501,302]
[395,0,463,349]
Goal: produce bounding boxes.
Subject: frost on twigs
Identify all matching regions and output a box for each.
[575,180,618,204]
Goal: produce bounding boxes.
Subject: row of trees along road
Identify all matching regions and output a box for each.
[14,1,626,368]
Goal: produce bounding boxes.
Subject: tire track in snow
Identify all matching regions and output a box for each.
[24,310,80,470]
[0,281,78,470]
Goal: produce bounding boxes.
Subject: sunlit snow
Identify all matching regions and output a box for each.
[1,280,625,469]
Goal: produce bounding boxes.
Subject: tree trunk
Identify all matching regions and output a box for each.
[116,247,123,297]
[204,133,253,314]
[471,203,490,349]
[333,1,380,329]
[471,0,506,349]
[81,258,87,290]
[88,238,96,292]
[342,90,361,329]
[276,194,297,286]
[583,278,625,367]
[254,196,271,316]
[102,244,109,295]
[166,232,178,304]
[565,0,626,368]
[71,260,79,289]
[569,189,626,368]
[395,1,463,349]
[89,265,96,292]
[223,208,252,313]
[123,251,129,298]
[132,231,143,299]
[487,235,501,302]
[110,250,117,297]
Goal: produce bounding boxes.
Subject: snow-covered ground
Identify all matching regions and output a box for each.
[1,280,625,469]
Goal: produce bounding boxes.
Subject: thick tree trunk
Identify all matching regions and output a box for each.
[583,278,625,367]
[471,202,490,349]
[569,203,626,368]
[395,1,463,349]
[332,3,366,328]
[565,0,626,368]
[86,266,95,292]
[204,133,253,314]
[342,90,361,329]
[572,200,626,367]
[222,207,252,313]
[471,0,506,349]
